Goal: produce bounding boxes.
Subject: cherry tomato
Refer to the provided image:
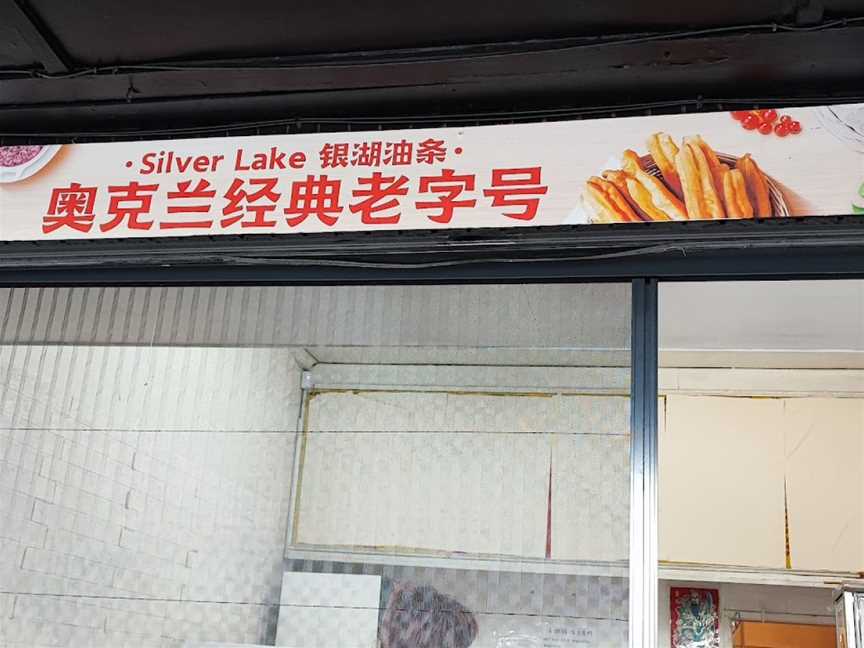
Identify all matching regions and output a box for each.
[732,111,749,121]
[761,109,778,123]
[742,114,761,130]
[758,122,773,135]
[779,114,793,124]
[774,122,790,137]
[790,120,802,134]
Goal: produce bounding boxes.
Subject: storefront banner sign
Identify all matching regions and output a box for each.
[2,104,864,240]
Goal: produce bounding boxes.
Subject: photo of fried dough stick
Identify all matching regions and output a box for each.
[690,135,726,193]
[582,131,784,224]
[647,133,683,198]
[737,154,772,218]
[685,139,725,219]
[602,170,649,220]
[584,177,640,222]
[674,145,702,219]
[621,149,643,175]
[624,175,672,221]
[721,168,754,219]
[632,169,687,221]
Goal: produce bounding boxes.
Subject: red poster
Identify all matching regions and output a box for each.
[671,587,720,648]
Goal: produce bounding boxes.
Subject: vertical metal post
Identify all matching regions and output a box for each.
[630,278,659,648]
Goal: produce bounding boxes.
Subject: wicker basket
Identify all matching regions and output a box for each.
[638,153,790,218]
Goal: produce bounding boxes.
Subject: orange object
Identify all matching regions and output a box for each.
[732,621,835,648]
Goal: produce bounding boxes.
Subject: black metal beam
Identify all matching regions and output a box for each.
[0,216,860,266]
[2,25,864,137]
[2,218,864,285]
[0,0,68,73]
[1,245,864,286]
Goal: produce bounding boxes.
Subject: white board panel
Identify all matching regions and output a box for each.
[295,391,551,557]
[783,398,864,572]
[660,395,787,568]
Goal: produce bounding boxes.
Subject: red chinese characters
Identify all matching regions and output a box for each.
[39,153,549,236]
[351,142,382,167]
[482,167,548,220]
[416,169,476,224]
[162,179,216,229]
[101,181,159,231]
[319,138,449,168]
[416,138,447,164]
[319,143,349,169]
[284,175,343,227]
[383,140,413,166]
[221,177,280,228]
[43,183,98,233]
[350,172,409,224]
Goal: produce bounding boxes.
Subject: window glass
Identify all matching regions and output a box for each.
[658,281,860,648]
[0,284,631,648]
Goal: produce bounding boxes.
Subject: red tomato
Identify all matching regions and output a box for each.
[758,122,773,135]
[774,122,790,137]
[760,109,778,123]
[790,120,802,134]
[742,114,761,130]
[732,111,749,120]
[779,114,793,124]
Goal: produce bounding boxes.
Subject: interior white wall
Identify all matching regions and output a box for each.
[0,281,831,358]
[0,344,301,648]
[660,280,864,353]
[0,284,631,351]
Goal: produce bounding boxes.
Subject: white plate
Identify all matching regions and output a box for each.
[0,145,61,183]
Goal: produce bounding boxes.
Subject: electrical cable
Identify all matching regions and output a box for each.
[5,234,864,270]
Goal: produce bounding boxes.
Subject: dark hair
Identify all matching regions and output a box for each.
[380,582,479,648]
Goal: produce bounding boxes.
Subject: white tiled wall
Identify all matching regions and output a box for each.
[0,285,630,350]
[0,345,300,648]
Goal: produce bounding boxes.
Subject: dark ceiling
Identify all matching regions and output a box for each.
[2,0,864,139]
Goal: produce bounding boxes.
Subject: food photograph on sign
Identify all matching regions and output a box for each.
[1,103,864,239]
[582,131,782,223]
[0,144,61,184]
